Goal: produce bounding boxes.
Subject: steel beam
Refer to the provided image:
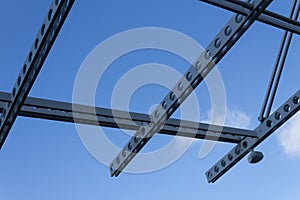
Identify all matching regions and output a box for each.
[200,0,300,35]
[259,0,300,121]
[206,89,300,183]
[0,0,75,149]
[110,0,273,177]
[0,91,256,143]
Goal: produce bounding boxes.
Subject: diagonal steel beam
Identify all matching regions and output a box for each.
[200,0,300,34]
[110,0,273,177]
[0,91,256,143]
[0,0,75,149]
[206,89,300,183]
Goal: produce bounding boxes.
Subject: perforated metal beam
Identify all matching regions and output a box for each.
[0,91,256,143]
[206,89,300,183]
[200,0,300,34]
[0,0,74,149]
[110,0,273,177]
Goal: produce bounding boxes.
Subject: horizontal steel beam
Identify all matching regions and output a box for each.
[200,0,300,34]
[0,91,256,143]
[0,0,75,149]
[206,89,300,183]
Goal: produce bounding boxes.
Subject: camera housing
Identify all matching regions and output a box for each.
[247,150,264,164]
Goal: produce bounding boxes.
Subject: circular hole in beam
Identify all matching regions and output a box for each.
[35,38,39,49]
[195,61,202,70]
[48,9,53,21]
[23,65,27,74]
[162,101,167,109]
[221,160,226,167]
[293,96,300,104]
[284,104,291,112]
[214,166,219,173]
[266,120,273,128]
[228,154,233,161]
[41,24,46,35]
[29,52,33,62]
[169,92,175,101]
[214,38,221,48]
[224,26,232,36]
[186,72,192,81]
[235,14,243,23]
[275,112,282,120]
[128,143,132,151]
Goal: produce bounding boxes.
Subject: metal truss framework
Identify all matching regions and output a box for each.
[1,0,300,183]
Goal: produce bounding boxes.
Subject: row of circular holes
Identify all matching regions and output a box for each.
[12,2,61,99]
[154,14,246,122]
[211,95,283,176]
[5,1,65,119]
[159,16,244,120]
[29,0,64,69]
[154,16,244,120]
[266,96,299,128]
[114,127,147,165]
[208,16,253,174]
[208,140,249,178]
[14,0,68,100]
[115,4,257,174]
[1,99,69,124]
[208,96,300,179]
[157,70,196,120]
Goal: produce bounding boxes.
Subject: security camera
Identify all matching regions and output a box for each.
[247,150,264,164]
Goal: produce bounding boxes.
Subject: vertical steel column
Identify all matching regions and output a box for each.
[110,0,273,177]
[0,0,75,148]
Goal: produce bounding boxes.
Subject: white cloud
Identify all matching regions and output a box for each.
[202,106,251,129]
[224,108,251,128]
[198,106,251,158]
[278,113,300,158]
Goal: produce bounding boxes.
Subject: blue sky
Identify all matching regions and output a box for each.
[1,0,300,199]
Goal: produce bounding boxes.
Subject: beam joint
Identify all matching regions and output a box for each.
[206,89,300,183]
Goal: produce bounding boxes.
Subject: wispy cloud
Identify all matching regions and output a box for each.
[278,113,300,158]
[198,106,251,158]
[224,108,251,128]
[202,106,251,129]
